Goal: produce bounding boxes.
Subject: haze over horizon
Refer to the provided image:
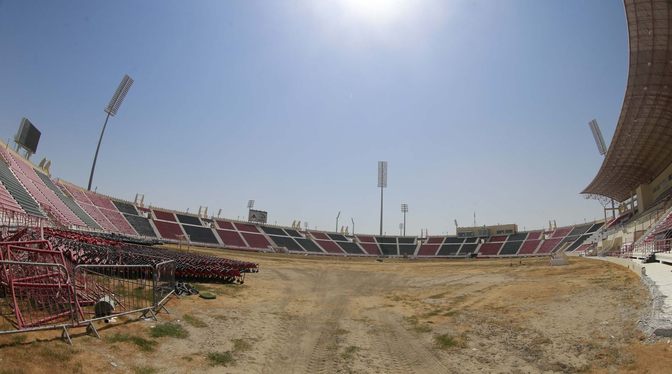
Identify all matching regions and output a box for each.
[0,0,628,235]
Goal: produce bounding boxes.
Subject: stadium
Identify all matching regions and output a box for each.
[1,0,672,373]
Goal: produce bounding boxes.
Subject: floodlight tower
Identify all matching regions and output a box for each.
[378,161,388,236]
[87,74,134,191]
[589,119,607,156]
[247,200,255,221]
[336,211,341,232]
[588,119,616,218]
[401,203,408,236]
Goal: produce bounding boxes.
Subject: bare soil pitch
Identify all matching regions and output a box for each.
[1,250,670,373]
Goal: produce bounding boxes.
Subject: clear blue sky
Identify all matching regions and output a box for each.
[0,0,627,235]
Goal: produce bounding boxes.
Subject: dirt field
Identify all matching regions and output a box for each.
[1,250,671,374]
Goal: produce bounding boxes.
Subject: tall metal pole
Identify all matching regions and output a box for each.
[336,211,341,232]
[87,112,111,191]
[87,74,133,191]
[380,186,384,236]
[401,203,408,236]
[351,218,355,236]
[377,161,387,236]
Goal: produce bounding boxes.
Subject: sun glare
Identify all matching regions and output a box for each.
[339,0,411,27]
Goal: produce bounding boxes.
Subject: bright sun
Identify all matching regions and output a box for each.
[339,0,411,27]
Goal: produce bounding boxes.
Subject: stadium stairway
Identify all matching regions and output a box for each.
[0,147,84,227]
[0,159,44,218]
[37,173,101,229]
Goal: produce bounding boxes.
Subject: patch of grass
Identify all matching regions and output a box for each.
[428,291,449,299]
[132,366,158,374]
[388,294,403,302]
[232,338,252,352]
[434,333,467,349]
[422,309,442,318]
[334,328,349,336]
[150,322,189,339]
[207,351,235,366]
[10,335,27,345]
[0,369,26,374]
[183,314,208,328]
[38,344,79,362]
[403,316,432,333]
[341,345,359,360]
[107,333,157,352]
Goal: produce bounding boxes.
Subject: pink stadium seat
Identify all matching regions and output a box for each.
[84,190,117,211]
[0,182,24,214]
[360,242,381,255]
[216,229,247,247]
[235,223,260,233]
[426,237,444,244]
[153,210,177,222]
[215,220,236,230]
[356,235,375,243]
[153,220,185,240]
[241,232,270,248]
[316,240,345,254]
[478,242,503,256]
[526,231,543,240]
[417,244,440,256]
[489,235,507,242]
[518,240,541,254]
[58,181,136,235]
[310,231,330,240]
[550,227,572,238]
[1,148,85,227]
[536,238,562,254]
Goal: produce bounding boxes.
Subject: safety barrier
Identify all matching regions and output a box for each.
[0,260,77,342]
[0,257,175,343]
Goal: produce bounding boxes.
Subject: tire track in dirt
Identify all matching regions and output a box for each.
[371,311,449,374]
[259,267,307,374]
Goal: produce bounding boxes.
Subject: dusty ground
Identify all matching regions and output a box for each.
[1,250,671,374]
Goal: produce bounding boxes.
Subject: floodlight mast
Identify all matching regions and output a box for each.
[587,119,616,219]
[378,161,388,236]
[336,211,341,232]
[588,119,607,156]
[401,203,408,236]
[87,74,134,191]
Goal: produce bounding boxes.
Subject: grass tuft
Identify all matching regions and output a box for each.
[150,322,189,339]
[341,345,360,360]
[107,333,157,352]
[132,366,158,374]
[207,351,235,366]
[404,316,432,333]
[232,338,252,352]
[434,333,467,349]
[183,314,208,328]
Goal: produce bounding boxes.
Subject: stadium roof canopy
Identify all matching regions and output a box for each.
[582,0,672,202]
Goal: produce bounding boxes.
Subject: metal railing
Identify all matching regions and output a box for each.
[0,258,175,342]
[0,261,77,332]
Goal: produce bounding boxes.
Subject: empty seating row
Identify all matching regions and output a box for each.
[57,181,129,233]
[0,179,23,214]
[0,160,42,217]
[0,147,84,226]
[37,173,100,229]
[80,189,138,236]
[123,214,157,237]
